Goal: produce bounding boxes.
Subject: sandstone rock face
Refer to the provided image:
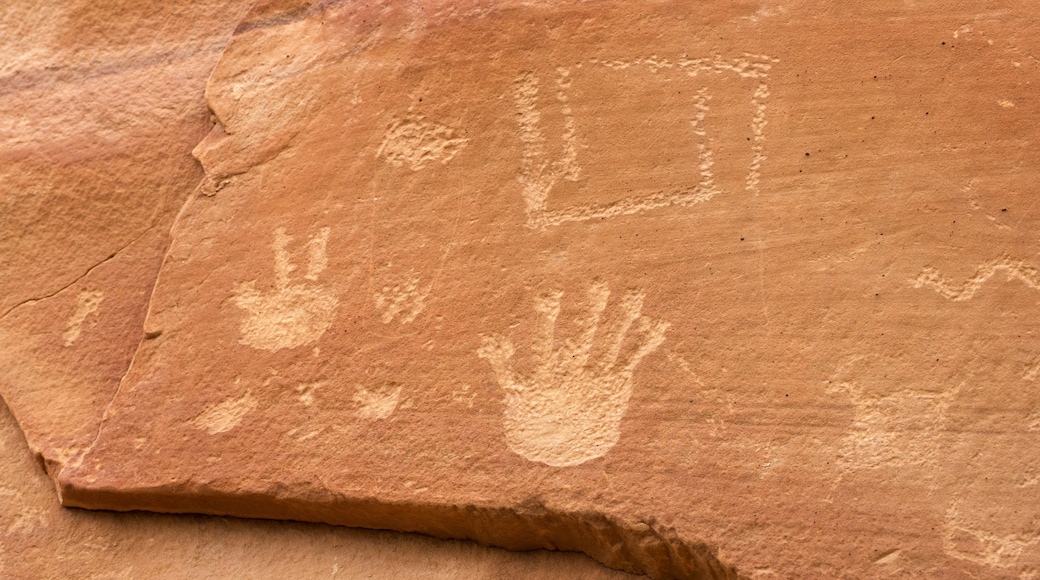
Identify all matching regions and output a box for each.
[0,2,641,576]
[0,0,252,473]
[44,0,1040,578]
[0,399,637,579]
[2,0,1039,578]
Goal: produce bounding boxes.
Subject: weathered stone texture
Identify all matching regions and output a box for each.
[3,0,1040,578]
[0,400,636,579]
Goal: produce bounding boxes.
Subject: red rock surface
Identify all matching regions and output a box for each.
[0,0,252,473]
[0,1,638,578]
[2,0,1039,578]
[0,399,637,579]
[45,0,1040,578]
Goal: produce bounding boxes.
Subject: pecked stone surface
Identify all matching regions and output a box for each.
[0,0,252,472]
[58,0,1040,578]
[0,398,639,579]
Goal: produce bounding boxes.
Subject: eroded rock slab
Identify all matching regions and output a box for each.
[0,399,639,579]
[60,1,1040,578]
[0,0,251,470]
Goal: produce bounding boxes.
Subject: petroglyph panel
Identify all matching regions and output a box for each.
[54,2,1040,578]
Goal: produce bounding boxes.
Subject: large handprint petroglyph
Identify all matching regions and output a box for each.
[231,227,338,351]
[478,282,669,467]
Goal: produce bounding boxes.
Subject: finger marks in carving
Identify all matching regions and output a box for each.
[231,227,338,351]
[564,282,611,371]
[304,227,330,281]
[477,334,519,391]
[598,290,645,374]
[273,227,294,288]
[621,317,670,376]
[532,290,563,380]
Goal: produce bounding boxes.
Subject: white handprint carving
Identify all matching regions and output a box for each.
[231,227,338,351]
[478,282,669,467]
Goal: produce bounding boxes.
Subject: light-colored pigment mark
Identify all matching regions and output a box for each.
[872,549,902,566]
[999,99,1016,108]
[296,382,323,406]
[232,227,338,351]
[376,116,469,170]
[515,54,776,228]
[747,82,770,195]
[1028,411,1040,432]
[452,383,477,408]
[353,383,403,421]
[828,379,957,470]
[62,289,103,346]
[190,390,258,435]
[477,282,669,467]
[912,256,1040,301]
[943,500,1040,572]
[1023,360,1040,382]
[0,487,48,534]
[373,269,430,324]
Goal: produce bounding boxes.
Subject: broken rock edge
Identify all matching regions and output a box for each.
[56,476,741,580]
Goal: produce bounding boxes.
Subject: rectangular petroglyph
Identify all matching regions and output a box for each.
[514,54,776,229]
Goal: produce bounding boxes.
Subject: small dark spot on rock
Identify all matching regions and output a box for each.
[805,152,810,156]
[1002,208,1007,212]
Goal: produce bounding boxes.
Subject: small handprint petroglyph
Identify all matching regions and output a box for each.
[231,227,338,351]
[477,282,669,467]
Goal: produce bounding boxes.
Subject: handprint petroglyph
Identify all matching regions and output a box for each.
[231,227,338,351]
[478,282,669,467]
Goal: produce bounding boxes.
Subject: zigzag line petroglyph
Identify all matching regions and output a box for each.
[592,54,776,197]
[912,256,1040,301]
[748,82,770,195]
[477,282,668,467]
